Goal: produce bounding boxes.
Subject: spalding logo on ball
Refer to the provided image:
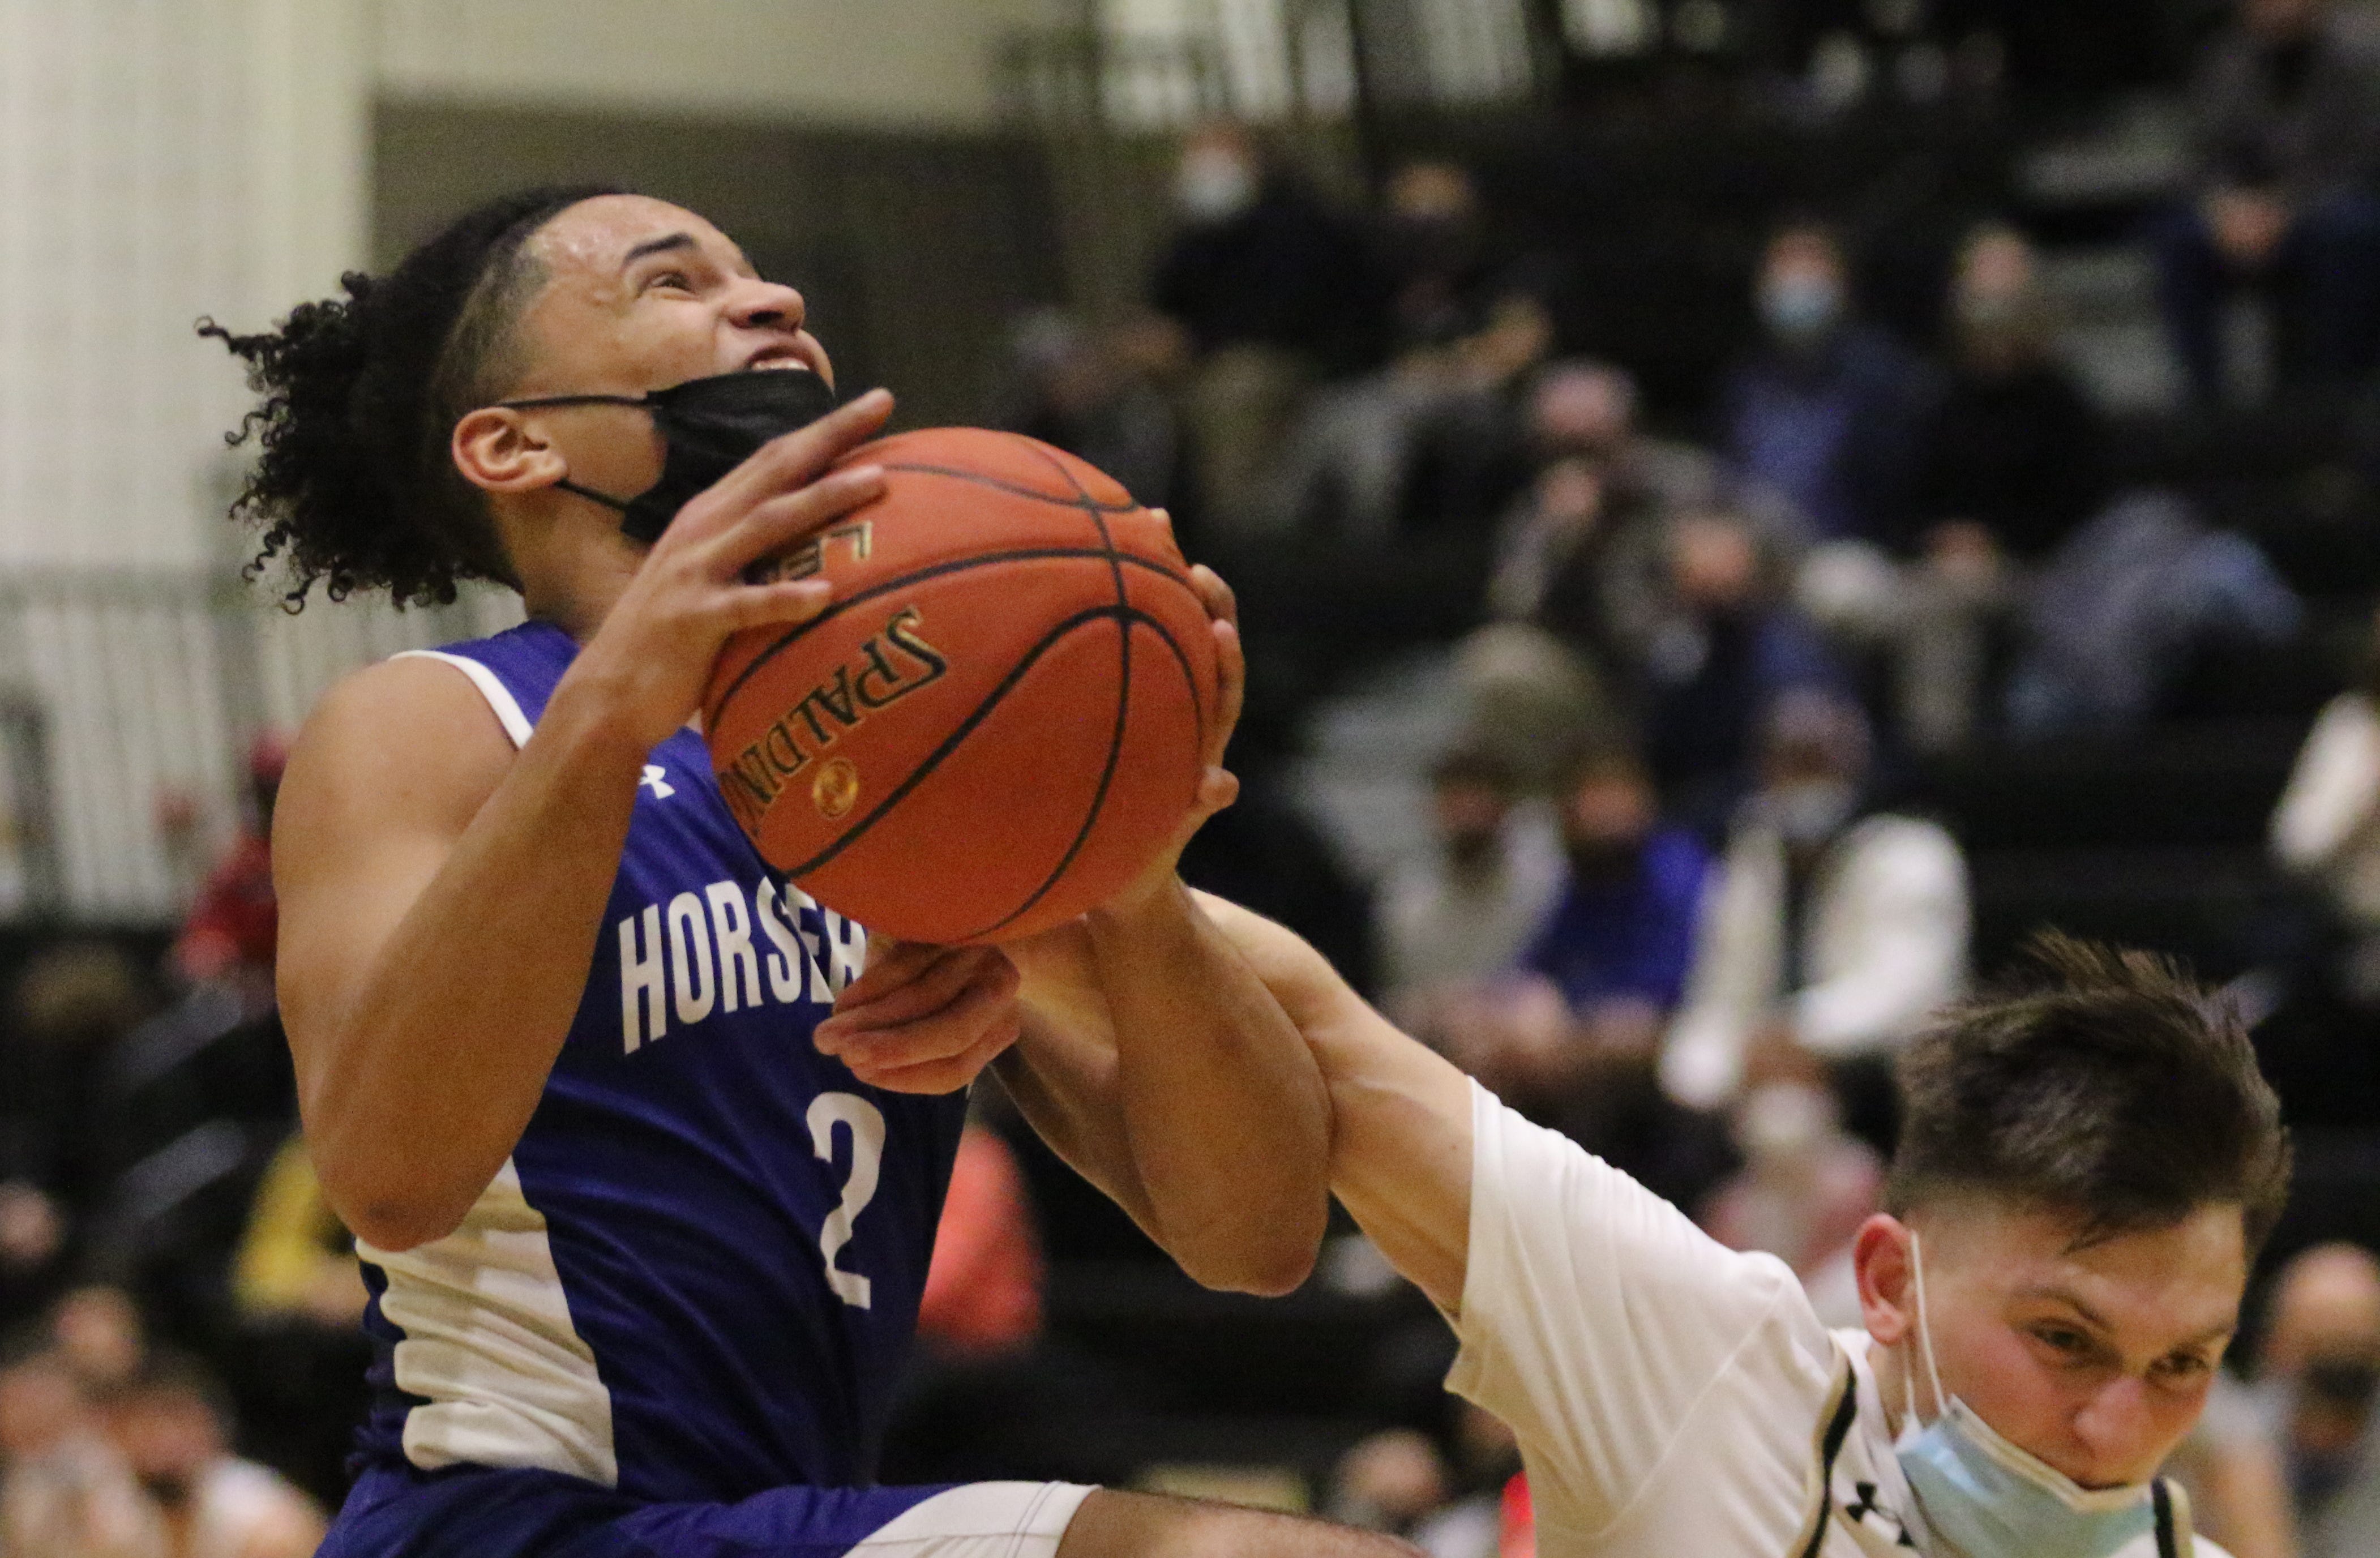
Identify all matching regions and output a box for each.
[702,427,1221,945]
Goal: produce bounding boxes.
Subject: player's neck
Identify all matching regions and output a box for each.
[502,501,644,644]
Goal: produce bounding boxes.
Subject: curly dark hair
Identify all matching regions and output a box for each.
[1886,931,2292,1256]
[201,185,624,607]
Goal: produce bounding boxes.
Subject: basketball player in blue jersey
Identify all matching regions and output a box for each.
[207,187,1412,1558]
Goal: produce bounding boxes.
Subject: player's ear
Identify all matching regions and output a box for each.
[1854,1213,1916,1345]
[452,407,567,494]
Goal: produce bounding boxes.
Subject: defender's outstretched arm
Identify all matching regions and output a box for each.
[1197,894,1475,1312]
[995,878,1332,1298]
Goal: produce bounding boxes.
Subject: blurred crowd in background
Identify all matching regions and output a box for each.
[16,0,2380,1555]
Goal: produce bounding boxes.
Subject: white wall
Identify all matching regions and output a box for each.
[0,0,1062,576]
[375,0,1071,128]
[0,0,367,572]
[0,0,391,914]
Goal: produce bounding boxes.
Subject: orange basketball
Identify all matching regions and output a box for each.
[701,427,1221,945]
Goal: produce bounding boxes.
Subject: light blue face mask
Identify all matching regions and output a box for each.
[1760,272,1843,345]
[1893,1231,2186,1558]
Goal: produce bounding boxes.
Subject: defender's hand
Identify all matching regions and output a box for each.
[559,390,896,754]
[816,939,1023,1094]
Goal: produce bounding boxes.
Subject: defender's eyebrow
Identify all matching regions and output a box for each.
[2019,1286,2235,1348]
[623,233,700,268]
[2020,1286,2115,1333]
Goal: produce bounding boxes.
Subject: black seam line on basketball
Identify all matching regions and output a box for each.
[965,447,1132,941]
[953,608,1208,938]
[1017,439,1129,592]
[954,443,1132,940]
[771,603,1170,884]
[1017,434,1210,744]
[878,461,1140,513]
[1022,440,1135,729]
[713,547,1200,718]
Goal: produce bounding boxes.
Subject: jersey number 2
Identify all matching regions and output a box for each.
[808,1092,886,1309]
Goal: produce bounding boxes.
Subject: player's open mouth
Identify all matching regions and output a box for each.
[746,343,825,377]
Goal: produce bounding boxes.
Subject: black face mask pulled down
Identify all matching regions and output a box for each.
[502,368,840,543]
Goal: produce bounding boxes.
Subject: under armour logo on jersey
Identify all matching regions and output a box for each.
[641,765,677,799]
[1843,1484,1915,1546]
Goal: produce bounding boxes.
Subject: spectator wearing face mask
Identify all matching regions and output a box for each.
[1461,362,1722,791]
[1906,228,2112,564]
[1377,747,1568,1010]
[1662,690,1969,1152]
[2151,0,2380,402]
[1151,122,1382,370]
[1262,159,1553,541]
[1432,750,1730,1211]
[1636,506,1846,840]
[1801,224,2113,752]
[1486,361,1726,662]
[1720,221,1940,548]
[102,1353,322,1558]
[1519,749,1710,1027]
[1150,122,1386,527]
[2240,1242,2380,1556]
[1374,160,1497,352]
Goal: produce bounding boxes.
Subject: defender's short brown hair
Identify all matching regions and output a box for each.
[1886,933,2292,1255]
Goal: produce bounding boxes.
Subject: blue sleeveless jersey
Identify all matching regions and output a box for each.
[349,620,968,1506]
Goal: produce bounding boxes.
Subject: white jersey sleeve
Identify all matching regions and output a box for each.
[1446,1081,1837,1547]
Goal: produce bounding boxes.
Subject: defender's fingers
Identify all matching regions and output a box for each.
[847,1018,1022,1097]
[833,936,936,1008]
[671,389,894,541]
[864,951,1021,1047]
[825,944,1003,1032]
[817,947,1014,1050]
[827,956,1021,1073]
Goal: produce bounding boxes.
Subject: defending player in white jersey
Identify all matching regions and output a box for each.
[1191,905,2289,1558]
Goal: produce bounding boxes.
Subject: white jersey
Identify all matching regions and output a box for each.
[1447,1083,2221,1558]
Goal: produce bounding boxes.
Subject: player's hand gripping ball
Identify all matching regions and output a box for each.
[702,429,1222,944]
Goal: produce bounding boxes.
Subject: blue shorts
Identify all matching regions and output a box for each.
[321,1463,1097,1558]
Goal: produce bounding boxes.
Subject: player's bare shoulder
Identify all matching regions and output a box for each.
[276,654,519,867]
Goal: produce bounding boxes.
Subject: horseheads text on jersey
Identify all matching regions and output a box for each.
[616,878,867,1052]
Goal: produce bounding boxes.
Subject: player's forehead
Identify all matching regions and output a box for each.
[1942,1199,2246,1343]
[529,195,755,285]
